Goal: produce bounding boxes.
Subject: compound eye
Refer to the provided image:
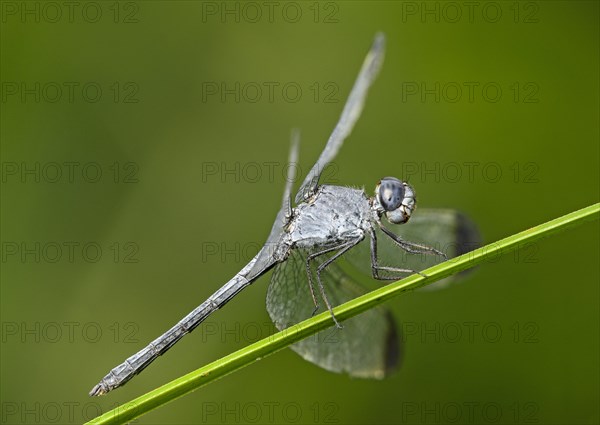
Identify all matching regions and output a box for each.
[378,177,404,212]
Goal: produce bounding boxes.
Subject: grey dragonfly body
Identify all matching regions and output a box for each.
[90,33,478,396]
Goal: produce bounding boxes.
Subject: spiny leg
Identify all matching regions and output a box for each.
[305,244,343,315]
[313,237,364,329]
[378,222,448,260]
[368,227,423,280]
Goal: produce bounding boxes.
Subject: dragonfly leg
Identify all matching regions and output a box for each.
[376,221,448,260]
[305,243,349,316]
[304,252,322,315]
[309,237,364,329]
[368,227,423,280]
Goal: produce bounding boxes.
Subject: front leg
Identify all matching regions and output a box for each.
[377,220,448,260]
[368,227,422,280]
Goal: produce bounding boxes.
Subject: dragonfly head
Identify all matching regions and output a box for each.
[373,177,415,224]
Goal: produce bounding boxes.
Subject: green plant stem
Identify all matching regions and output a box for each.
[86,202,599,425]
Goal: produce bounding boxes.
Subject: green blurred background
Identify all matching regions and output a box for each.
[1,1,598,424]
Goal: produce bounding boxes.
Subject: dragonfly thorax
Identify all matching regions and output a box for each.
[287,185,372,249]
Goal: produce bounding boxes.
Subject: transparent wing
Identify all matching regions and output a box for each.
[295,33,386,203]
[266,249,400,379]
[248,130,300,280]
[345,208,481,290]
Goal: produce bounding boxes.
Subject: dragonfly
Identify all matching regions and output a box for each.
[90,33,479,396]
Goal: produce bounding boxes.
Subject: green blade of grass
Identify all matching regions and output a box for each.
[87,202,599,425]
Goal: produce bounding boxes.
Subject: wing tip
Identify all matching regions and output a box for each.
[455,211,482,257]
[373,32,386,49]
[384,311,401,376]
[368,32,386,68]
